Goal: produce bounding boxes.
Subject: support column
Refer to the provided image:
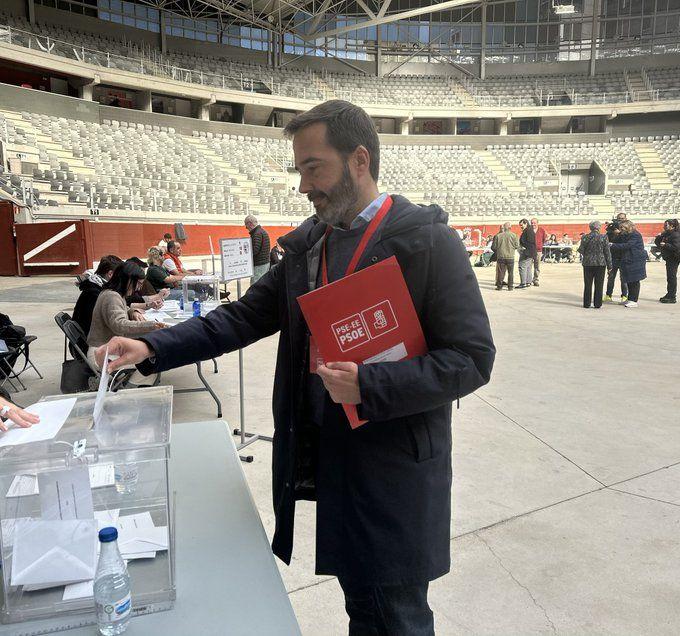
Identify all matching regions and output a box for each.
[26,0,35,26]
[79,83,94,101]
[589,0,599,77]
[376,27,383,77]
[497,118,508,135]
[138,90,152,112]
[399,118,410,135]
[480,0,487,80]
[160,11,168,54]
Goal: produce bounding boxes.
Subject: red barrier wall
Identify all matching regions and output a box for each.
[0,202,19,276]
[14,220,89,276]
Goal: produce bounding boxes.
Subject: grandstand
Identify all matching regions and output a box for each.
[0,0,679,266]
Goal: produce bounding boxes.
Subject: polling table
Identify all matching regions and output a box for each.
[0,418,300,636]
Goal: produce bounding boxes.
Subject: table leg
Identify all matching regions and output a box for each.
[196,362,222,418]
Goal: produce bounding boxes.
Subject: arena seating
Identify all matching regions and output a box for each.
[2,103,678,220]
[2,13,679,109]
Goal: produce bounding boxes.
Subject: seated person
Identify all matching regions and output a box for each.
[73,255,123,340]
[123,256,169,309]
[558,234,574,262]
[158,233,172,254]
[163,241,203,276]
[146,247,187,301]
[87,262,165,385]
[543,234,558,261]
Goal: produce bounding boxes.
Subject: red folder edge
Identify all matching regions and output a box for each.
[298,256,427,429]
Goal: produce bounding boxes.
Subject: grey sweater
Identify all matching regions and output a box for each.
[87,289,158,348]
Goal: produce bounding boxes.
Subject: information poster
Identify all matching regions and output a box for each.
[219,237,254,282]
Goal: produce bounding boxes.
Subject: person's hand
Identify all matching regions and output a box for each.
[317,362,361,405]
[153,322,169,330]
[194,269,204,276]
[147,299,163,310]
[131,309,146,322]
[158,289,170,300]
[0,402,40,431]
[95,338,152,373]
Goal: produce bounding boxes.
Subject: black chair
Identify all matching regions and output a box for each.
[13,334,43,381]
[0,345,25,392]
[55,311,72,362]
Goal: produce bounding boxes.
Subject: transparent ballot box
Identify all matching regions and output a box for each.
[0,386,175,632]
[181,275,221,313]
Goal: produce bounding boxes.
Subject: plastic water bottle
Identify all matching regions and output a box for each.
[114,463,138,495]
[192,299,201,317]
[179,295,184,312]
[94,527,132,636]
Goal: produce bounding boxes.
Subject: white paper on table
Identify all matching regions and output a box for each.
[62,579,94,600]
[144,309,172,322]
[38,466,94,521]
[94,508,120,531]
[92,347,109,427]
[161,300,180,312]
[11,518,97,587]
[6,464,115,498]
[0,397,76,448]
[118,512,167,560]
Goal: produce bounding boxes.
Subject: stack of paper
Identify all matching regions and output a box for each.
[6,464,115,498]
[62,511,168,600]
[161,300,180,312]
[143,309,172,323]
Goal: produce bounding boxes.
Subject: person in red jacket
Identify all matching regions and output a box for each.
[531,217,547,286]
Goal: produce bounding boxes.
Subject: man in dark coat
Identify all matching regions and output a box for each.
[605,212,629,302]
[654,218,680,304]
[244,214,271,283]
[99,100,496,635]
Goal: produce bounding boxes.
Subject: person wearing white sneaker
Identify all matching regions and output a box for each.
[609,221,646,309]
[624,300,638,308]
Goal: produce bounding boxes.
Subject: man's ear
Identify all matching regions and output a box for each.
[353,145,371,178]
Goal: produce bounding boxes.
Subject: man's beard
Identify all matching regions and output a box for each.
[308,162,359,229]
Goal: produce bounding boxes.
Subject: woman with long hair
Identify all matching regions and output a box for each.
[87,262,165,382]
[608,221,647,308]
[654,218,680,304]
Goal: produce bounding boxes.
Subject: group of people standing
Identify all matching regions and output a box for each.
[490,212,680,309]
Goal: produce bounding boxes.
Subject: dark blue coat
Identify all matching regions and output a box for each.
[609,230,647,283]
[137,195,496,585]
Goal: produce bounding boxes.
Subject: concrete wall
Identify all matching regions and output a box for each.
[609,111,680,136]
[0,81,99,120]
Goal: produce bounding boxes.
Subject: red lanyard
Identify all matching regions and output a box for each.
[320,195,393,286]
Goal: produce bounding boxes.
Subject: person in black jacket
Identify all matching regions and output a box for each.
[517,218,536,288]
[72,255,123,339]
[98,100,495,635]
[605,213,629,302]
[654,218,680,304]
[578,221,612,308]
[244,215,271,283]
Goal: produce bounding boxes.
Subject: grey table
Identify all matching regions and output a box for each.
[2,420,300,636]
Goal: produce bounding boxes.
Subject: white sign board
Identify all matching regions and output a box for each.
[220,237,254,282]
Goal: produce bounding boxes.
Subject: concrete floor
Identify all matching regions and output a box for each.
[1,261,678,635]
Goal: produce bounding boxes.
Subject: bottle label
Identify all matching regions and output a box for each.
[97,592,131,623]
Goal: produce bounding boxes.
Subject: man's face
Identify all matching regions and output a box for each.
[617,214,627,222]
[531,219,538,230]
[293,122,359,227]
[170,244,181,256]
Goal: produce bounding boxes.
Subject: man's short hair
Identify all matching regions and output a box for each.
[502,222,512,230]
[244,214,258,227]
[166,240,178,252]
[163,233,172,240]
[94,255,123,278]
[284,100,380,182]
[589,220,602,231]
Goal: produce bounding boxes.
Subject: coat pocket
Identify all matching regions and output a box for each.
[407,415,433,462]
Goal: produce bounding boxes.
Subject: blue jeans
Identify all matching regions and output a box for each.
[339,579,434,635]
[606,265,628,297]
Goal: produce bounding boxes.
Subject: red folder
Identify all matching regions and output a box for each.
[297,255,427,428]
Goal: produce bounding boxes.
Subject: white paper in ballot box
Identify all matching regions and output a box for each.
[10,519,97,587]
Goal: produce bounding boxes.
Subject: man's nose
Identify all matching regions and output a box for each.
[298,176,312,195]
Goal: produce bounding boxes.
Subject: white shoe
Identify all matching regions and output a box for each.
[624,301,638,308]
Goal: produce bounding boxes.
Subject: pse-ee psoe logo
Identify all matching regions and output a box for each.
[331,300,398,352]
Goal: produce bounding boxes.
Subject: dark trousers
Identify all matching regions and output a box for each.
[583,266,606,308]
[627,280,641,302]
[495,258,515,289]
[339,579,434,636]
[666,258,679,298]
[606,265,628,297]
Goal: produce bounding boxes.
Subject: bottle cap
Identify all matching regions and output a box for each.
[99,526,118,543]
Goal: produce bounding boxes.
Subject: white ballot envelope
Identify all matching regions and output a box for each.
[11,519,97,587]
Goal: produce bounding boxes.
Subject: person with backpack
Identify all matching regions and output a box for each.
[578,221,612,309]
[654,218,680,304]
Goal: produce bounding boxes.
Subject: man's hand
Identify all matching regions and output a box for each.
[317,361,361,405]
[95,337,153,373]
